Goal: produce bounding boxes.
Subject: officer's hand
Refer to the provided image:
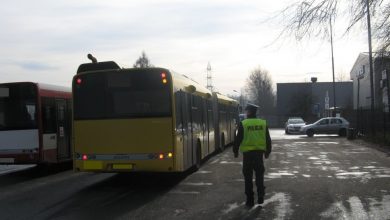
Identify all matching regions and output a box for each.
[234,152,238,158]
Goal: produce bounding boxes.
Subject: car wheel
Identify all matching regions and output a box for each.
[306,129,314,137]
[285,129,289,135]
[339,128,347,137]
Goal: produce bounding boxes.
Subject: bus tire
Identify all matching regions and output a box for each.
[195,140,202,170]
[220,134,225,152]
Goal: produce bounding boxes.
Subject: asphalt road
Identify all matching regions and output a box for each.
[0,129,389,220]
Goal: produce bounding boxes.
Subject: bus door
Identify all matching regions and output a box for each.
[56,99,70,160]
[202,99,208,156]
[181,93,192,169]
[190,94,197,166]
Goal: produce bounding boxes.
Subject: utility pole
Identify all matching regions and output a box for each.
[206,62,214,92]
[366,0,376,136]
[329,16,337,116]
[302,2,337,116]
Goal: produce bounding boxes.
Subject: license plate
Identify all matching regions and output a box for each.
[112,164,133,170]
[83,161,103,170]
[0,158,15,163]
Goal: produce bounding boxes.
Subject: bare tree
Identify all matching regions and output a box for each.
[276,0,390,50]
[246,67,275,115]
[336,70,348,81]
[376,3,390,51]
[133,51,153,68]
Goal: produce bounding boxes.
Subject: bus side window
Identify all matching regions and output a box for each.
[42,98,56,133]
[207,100,213,132]
[175,91,183,131]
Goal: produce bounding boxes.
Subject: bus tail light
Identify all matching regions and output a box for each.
[156,152,173,160]
[161,72,168,84]
[76,78,82,85]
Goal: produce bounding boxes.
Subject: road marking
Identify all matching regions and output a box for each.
[349,196,369,220]
[321,196,390,220]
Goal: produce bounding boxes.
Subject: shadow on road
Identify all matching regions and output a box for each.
[0,162,72,188]
[42,172,187,219]
[298,135,345,139]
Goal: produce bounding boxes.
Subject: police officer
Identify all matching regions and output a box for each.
[233,103,272,207]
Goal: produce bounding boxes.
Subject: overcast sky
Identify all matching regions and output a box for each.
[0,0,371,95]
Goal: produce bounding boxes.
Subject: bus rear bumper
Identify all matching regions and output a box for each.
[74,159,175,173]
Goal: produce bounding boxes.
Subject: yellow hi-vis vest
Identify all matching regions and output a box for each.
[240,118,267,152]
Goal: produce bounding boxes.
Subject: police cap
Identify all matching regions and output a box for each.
[244,103,259,112]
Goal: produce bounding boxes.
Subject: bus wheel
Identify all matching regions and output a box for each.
[220,134,225,152]
[195,140,202,170]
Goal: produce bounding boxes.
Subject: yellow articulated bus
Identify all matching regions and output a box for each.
[72,60,238,172]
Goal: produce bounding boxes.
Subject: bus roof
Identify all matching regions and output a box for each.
[0,82,70,92]
[170,71,212,99]
[76,66,213,100]
[0,82,71,98]
[214,92,238,106]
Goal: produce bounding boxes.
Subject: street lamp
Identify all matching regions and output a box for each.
[303,2,337,116]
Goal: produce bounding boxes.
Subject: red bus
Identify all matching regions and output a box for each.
[0,82,72,164]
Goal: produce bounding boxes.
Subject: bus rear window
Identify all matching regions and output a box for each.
[73,69,172,120]
[0,83,37,130]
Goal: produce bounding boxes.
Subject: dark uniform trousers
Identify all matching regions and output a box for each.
[242,150,265,199]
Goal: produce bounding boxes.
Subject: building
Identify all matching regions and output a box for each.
[349,53,390,111]
[276,80,353,126]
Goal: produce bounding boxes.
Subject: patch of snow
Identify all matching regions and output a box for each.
[308,157,320,160]
[336,172,369,176]
[219,161,242,165]
[169,190,200,194]
[181,182,213,186]
[262,193,292,220]
[221,202,243,214]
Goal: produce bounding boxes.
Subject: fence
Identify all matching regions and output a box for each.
[353,108,390,146]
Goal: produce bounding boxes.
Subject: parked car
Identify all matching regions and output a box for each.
[300,117,349,137]
[285,117,306,134]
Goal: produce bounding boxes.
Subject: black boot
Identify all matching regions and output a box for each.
[258,187,265,204]
[246,196,254,207]
[257,197,264,204]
